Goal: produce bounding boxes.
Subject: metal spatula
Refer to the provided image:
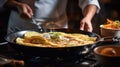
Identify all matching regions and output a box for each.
[31,17,46,32]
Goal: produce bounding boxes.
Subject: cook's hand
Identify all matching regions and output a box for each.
[17,3,33,19]
[79,18,93,32]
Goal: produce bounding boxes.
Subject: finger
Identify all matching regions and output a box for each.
[85,24,93,32]
[26,6,33,17]
[23,5,33,18]
[80,22,85,31]
[86,27,92,32]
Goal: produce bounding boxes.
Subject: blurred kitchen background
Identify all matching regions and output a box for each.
[0,0,120,42]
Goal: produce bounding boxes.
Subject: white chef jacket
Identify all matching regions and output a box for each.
[7,0,100,34]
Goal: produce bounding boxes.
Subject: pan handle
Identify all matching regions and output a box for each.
[97,36,119,43]
[102,36,114,42]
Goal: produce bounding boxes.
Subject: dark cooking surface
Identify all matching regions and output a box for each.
[0,41,120,67]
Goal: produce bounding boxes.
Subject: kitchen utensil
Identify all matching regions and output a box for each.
[4,29,101,62]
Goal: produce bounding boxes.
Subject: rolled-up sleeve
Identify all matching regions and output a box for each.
[79,0,100,13]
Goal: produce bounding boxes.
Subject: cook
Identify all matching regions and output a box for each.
[4,0,100,34]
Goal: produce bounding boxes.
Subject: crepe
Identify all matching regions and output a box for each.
[16,31,97,48]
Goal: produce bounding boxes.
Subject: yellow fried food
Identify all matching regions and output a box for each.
[16,31,97,48]
[24,31,42,38]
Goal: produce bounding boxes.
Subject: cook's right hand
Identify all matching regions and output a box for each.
[17,3,33,19]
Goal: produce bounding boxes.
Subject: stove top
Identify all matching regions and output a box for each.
[0,41,119,67]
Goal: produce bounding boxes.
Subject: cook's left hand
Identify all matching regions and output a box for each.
[79,17,93,32]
